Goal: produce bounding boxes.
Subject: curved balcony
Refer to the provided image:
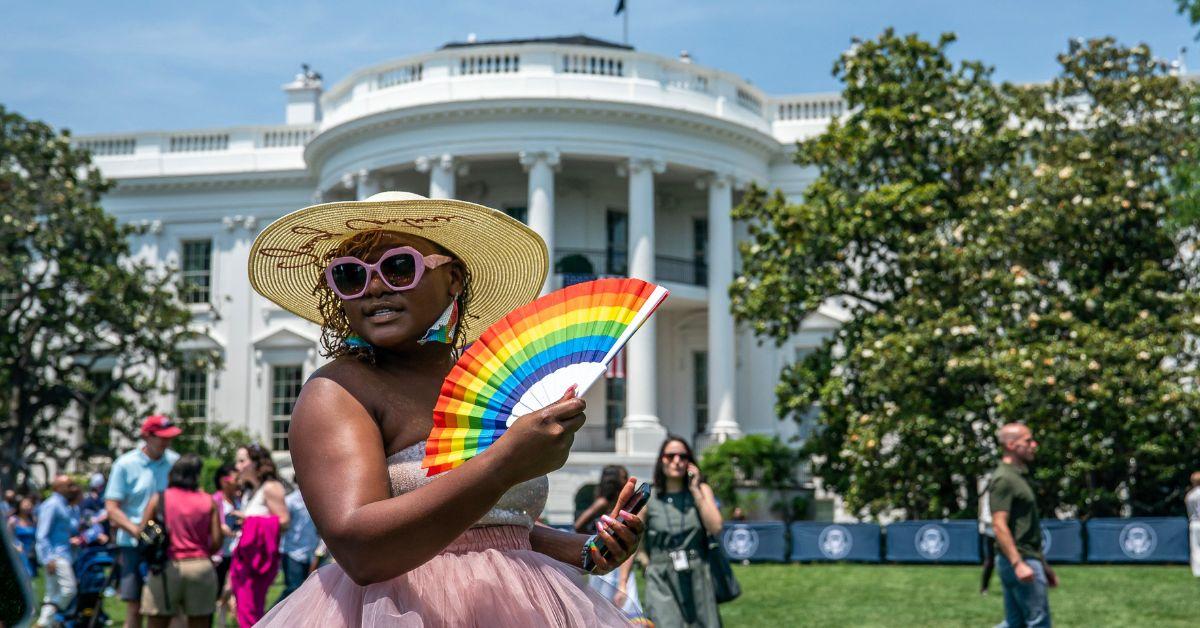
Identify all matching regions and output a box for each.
[319,42,776,137]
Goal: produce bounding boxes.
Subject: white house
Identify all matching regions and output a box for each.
[75,35,846,523]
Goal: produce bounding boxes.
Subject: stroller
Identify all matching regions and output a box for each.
[55,545,115,628]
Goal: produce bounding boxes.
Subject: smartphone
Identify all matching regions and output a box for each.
[582,481,651,572]
[621,481,652,518]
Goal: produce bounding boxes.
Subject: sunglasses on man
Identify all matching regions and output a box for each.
[325,246,453,300]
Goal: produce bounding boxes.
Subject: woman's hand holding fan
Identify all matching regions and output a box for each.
[485,387,586,486]
[423,278,669,475]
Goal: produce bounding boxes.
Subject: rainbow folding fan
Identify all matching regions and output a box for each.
[422,277,669,475]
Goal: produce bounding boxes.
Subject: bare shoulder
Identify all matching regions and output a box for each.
[307,356,377,392]
[295,359,374,420]
[263,480,287,499]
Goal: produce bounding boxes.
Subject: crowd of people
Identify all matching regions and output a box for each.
[3,415,323,628]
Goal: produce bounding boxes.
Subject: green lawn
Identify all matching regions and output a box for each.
[31,564,1199,626]
[31,574,284,626]
[721,563,1200,627]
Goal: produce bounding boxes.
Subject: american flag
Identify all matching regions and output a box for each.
[606,348,626,379]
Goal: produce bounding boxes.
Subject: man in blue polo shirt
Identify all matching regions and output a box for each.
[104,415,181,628]
[35,475,82,627]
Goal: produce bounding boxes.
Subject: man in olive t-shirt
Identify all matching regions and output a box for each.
[989,423,1057,627]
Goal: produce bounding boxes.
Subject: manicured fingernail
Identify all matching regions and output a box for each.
[619,510,633,520]
[597,520,609,532]
[601,515,617,525]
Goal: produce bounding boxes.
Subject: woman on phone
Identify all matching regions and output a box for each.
[640,436,723,627]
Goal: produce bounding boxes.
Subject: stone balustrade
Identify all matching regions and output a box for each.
[69,124,317,178]
[72,42,848,177]
[318,42,843,135]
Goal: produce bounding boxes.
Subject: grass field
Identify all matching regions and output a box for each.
[31,563,1200,626]
[722,563,1200,627]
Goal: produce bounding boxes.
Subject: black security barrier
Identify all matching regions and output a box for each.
[1040,519,1084,563]
[789,522,882,563]
[718,522,788,563]
[885,520,981,563]
[1085,517,1189,563]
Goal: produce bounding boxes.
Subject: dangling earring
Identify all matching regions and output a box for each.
[344,334,372,351]
[419,297,460,345]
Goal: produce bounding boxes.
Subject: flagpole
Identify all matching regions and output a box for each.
[623,1,629,45]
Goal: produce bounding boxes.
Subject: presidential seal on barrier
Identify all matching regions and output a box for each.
[818,524,853,560]
[914,523,950,560]
[723,524,760,561]
[1119,522,1157,559]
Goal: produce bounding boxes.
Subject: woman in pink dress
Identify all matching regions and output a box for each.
[250,192,644,626]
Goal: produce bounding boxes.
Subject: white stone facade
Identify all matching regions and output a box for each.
[76,37,845,523]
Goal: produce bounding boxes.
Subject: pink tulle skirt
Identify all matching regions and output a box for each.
[256,525,634,627]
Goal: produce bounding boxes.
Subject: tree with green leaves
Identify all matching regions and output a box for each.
[700,434,806,522]
[0,106,219,487]
[732,31,1200,519]
[1176,0,1200,31]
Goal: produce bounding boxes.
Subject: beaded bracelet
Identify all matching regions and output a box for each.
[580,534,600,572]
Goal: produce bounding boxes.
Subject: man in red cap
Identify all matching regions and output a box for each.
[104,415,181,627]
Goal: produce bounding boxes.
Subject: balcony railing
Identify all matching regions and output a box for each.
[318,42,781,134]
[554,248,707,287]
[656,254,708,286]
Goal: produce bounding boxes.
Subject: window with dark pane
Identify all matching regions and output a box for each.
[271,365,304,451]
[605,210,628,275]
[605,377,625,439]
[693,218,708,285]
[693,351,708,437]
[180,240,212,304]
[176,367,208,444]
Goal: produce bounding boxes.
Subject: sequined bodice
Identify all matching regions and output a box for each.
[386,441,547,529]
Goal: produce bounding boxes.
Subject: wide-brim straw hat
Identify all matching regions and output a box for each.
[248,191,548,343]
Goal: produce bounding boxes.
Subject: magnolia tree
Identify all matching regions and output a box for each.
[732,31,1200,519]
[0,107,218,487]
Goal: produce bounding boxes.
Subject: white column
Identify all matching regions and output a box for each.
[617,157,668,455]
[354,169,380,200]
[416,154,458,199]
[703,174,742,443]
[519,150,560,294]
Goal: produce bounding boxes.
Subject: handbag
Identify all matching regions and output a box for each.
[138,492,170,575]
[705,534,741,604]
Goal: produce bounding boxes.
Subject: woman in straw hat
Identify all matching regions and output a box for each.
[250,192,644,626]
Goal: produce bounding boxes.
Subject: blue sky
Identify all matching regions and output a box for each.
[1,1,1194,134]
